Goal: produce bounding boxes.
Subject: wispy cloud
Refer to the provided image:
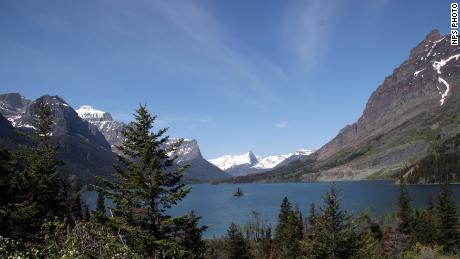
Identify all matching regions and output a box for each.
[146,1,286,106]
[276,121,288,129]
[283,0,342,72]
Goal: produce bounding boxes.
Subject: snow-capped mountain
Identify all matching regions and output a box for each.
[76,105,125,150]
[209,149,314,176]
[76,105,230,182]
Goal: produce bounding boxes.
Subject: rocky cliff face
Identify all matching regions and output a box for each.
[310,30,460,179]
[167,138,203,162]
[0,94,116,184]
[76,105,125,151]
[318,30,456,161]
[235,29,460,183]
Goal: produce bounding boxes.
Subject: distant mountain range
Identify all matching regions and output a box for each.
[209,149,314,176]
[0,94,230,183]
[0,93,115,184]
[4,29,455,184]
[233,29,460,183]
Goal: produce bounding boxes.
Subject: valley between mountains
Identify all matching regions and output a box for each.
[1,29,459,185]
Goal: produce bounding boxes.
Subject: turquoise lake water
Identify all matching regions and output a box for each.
[83,181,460,238]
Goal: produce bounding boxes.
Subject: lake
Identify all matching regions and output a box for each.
[83,181,460,238]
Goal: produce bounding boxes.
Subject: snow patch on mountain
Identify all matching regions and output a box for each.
[76,105,107,120]
[209,149,314,171]
[432,54,459,106]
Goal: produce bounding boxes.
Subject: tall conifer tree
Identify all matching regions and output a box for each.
[103,104,194,257]
[435,183,460,252]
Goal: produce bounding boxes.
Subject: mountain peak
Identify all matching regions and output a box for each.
[209,149,314,176]
[76,105,113,121]
[425,29,440,41]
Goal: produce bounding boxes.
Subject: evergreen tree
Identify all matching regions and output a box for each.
[226,223,250,259]
[274,197,303,258]
[96,190,105,215]
[243,211,272,259]
[94,190,107,223]
[397,178,413,236]
[177,211,207,259]
[307,184,362,258]
[274,197,291,257]
[413,195,435,246]
[2,99,67,241]
[308,202,317,231]
[72,192,83,221]
[83,204,91,222]
[0,149,19,237]
[435,183,460,252]
[102,104,195,257]
[28,98,67,221]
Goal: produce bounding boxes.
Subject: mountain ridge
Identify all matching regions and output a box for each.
[209,149,314,176]
[231,29,460,183]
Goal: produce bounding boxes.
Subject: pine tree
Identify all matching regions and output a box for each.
[308,184,361,258]
[226,223,250,259]
[28,98,67,220]
[413,194,436,246]
[308,202,317,231]
[0,149,19,237]
[72,192,83,221]
[274,197,303,258]
[96,190,105,214]
[274,197,291,257]
[102,104,195,256]
[177,211,207,259]
[4,99,68,241]
[435,183,460,252]
[397,178,413,236]
[93,190,107,223]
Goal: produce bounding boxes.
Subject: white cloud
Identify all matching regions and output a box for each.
[276,121,288,129]
[283,0,342,72]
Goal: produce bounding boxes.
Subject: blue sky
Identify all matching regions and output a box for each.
[0,0,451,158]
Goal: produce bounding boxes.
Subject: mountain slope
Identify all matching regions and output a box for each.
[233,29,460,183]
[0,94,116,184]
[76,105,125,151]
[75,105,230,182]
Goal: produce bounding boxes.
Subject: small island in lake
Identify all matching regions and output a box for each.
[233,187,244,197]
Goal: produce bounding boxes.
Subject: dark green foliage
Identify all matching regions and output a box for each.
[96,190,105,214]
[93,190,107,223]
[243,211,272,258]
[0,149,18,237]
[273,197,303,258]
[102,104,195,256]
[308,202,317,232]
[412,195,435,246]
[406,133,460,184]
[0,99,68,242]
[72,192,83,221]
[226,223,250,259]
[307,184,356,258]
[397,178,413,236]
[435,183,460,252]
[176,211,208,259]
[306,184,382,258]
